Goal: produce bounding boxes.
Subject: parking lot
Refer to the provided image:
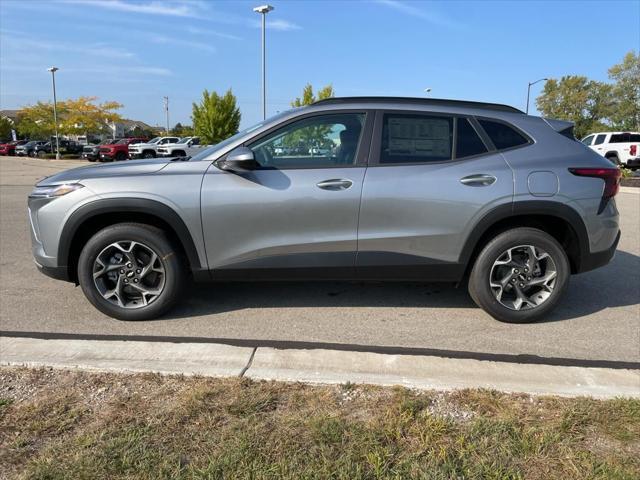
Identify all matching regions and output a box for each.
[0,155,638,364]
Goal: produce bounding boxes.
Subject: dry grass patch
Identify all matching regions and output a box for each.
[0,366,638,479]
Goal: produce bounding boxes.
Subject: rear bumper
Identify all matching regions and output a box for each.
[577,229,620,273]
[626,157,640,168]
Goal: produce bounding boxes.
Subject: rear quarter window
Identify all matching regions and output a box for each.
[477,119,529,150]
[455,118,488,158]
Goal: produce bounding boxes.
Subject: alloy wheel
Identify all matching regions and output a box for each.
[489,245,557,311]
[92,240,165,309]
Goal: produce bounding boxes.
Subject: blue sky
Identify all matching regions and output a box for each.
[1,0,638,129]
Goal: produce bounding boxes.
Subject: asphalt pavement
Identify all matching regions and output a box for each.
[1,156,638,363]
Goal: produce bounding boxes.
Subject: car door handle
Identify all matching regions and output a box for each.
[316,179,353,190]
[460,174,497,186]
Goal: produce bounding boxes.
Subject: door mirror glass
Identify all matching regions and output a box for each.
[218,147,258,172]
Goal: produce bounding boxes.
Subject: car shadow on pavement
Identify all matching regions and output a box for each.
[165,250,640,322]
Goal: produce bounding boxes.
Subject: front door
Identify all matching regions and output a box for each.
[201,111,372,279]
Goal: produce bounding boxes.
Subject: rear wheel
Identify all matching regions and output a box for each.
[78,223,186,320]
[468,228,570,323]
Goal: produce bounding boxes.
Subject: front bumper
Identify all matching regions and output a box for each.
[128,152,143,159]
[82,152,99,160]
[35,261,70,281]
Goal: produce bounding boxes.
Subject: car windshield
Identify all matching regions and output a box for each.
[176,137,191,144]
[147,137,160,144]
[114,139,129,145]
[189,111,294,161]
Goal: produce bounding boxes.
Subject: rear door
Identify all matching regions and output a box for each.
[357,110,514,280]
[201,110,374,278]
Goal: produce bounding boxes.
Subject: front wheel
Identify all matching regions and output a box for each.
[142,151,155,159]
[468,228,570,323]
[78,223,186,320]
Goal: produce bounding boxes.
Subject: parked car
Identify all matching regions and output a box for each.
[98,137,148,162]
[581,131,640,168]
[82,140,108,162]
[34,139,83,157]
[156,137,207,158]
[0,140,28,156]
[128,136,180,159]
[28,97,620,323]
[16,141,46,156]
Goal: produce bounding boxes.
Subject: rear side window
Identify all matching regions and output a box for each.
[380,114,453,164]
[456,118,488,158]
[610,133,640,143]
[477,119,529,150]
[593,134,607,145]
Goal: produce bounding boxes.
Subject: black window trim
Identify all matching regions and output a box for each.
[474,115,534,154]
[369,109,499,167]
[239,109,375,171]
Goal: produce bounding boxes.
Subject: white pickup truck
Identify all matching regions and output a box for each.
[581,132,640,169]
[128,136,181,159]
[156,137,207,158]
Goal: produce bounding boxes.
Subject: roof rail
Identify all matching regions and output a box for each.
[312,96,524,114]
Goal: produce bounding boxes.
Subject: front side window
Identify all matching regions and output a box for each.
[380,114,453,164]
[456,118,488,158]
[248,113,365,169]
[581,135,594,145]
[477,119,529,150]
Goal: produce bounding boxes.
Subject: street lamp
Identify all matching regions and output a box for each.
[424,88,432,95]
[253,4,274,120]
[526,78,548,115]
[47,66,60,159]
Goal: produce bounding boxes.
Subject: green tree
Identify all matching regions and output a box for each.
[285,84,336,152]
[291,83,334,107]
[192,89,241,144]
[608,50,640,131]
[171,122,195,136]
[0,117,13,141]
[536,76,612,139]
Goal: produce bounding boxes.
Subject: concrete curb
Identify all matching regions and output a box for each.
[247,347,640,398]
[0,337,254,377]
[1,336,638,398]
[620,186,639,194]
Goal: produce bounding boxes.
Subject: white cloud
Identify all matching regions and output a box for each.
[61,0,200,17]
[375,0,460,28]
[185,26,242,41]
[147,34,216,53]
[266,19,302,31]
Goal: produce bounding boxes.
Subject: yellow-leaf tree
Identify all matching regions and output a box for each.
[17,97,123,139]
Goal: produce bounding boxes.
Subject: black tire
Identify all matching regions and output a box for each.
[78,223,187,320]
[115,151,127,161]
[174,150,186,157]
[468,227,570,323]
[142,151,155,159]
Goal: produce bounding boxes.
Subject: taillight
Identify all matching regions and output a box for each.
[569,167,621,213]
[631,145,637,156]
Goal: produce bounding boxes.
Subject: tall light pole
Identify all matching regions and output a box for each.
[253,4,274,120]
[424,87,432,95]
[47,67,60,159]
[526,78,548,115]
[163,96,169,134]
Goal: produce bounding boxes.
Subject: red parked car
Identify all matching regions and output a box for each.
[0,140,28,156]
[98,137,148,162]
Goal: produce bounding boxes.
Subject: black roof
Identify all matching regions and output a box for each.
[312,96,523,114]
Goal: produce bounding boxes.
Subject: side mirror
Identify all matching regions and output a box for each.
[217,147,258,172]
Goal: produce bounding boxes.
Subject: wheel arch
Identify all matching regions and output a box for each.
[460,201,590,276]
[59,198,205,283]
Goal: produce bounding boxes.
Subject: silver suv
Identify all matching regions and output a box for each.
[28,97,621,323]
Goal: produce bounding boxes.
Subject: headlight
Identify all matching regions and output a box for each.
[29,184,84,198]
